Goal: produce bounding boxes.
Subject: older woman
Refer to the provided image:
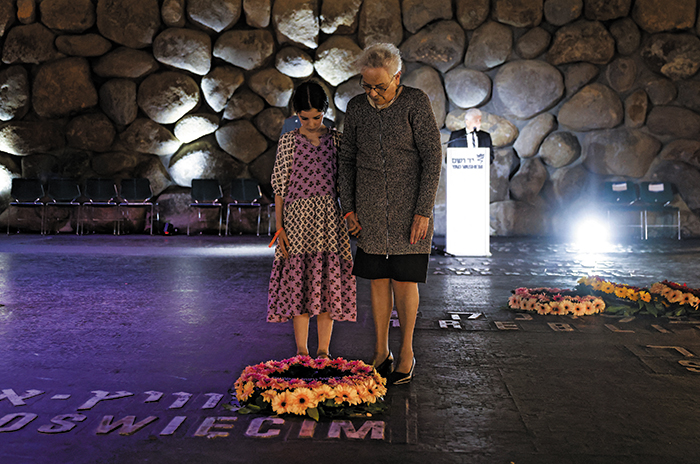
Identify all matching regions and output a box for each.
[338,43,442,385]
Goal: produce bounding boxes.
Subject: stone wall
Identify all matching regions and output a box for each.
[1,0,700,237]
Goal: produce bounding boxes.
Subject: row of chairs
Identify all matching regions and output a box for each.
[601,181,680,240]
[189,178,265,236]
[7,178,154,235]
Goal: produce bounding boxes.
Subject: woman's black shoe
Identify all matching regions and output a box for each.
[373,351,394,378]
[388,358,415,386]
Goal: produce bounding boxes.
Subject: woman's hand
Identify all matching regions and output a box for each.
[277,229,290,259]
[345,212,362,237]
[410,214,429,245]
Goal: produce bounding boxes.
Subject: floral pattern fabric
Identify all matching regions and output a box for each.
[268,128,356,323]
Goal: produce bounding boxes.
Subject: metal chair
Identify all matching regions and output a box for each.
[44,179,81,234]
[80,178,120,235]
[6,178,45,234]
[600,181,644,239]
[226,178,262,236]
[118,178,154,235]
[188,179,223,236]
[639,181,681,240]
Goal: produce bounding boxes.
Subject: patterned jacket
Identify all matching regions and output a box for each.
[338,86,442,255]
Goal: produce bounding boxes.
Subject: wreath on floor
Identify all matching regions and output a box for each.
[507,277,700,318]
[231,355,388,421]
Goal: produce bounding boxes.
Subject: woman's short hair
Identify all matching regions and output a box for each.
[292,81,329,114]
[356,43,403,76]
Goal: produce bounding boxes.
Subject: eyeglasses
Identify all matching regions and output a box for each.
[360,74,397,94]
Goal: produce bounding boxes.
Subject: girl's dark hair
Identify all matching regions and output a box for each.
[292,81,329,114]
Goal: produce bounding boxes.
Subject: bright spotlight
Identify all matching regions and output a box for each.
[572,216,612,253]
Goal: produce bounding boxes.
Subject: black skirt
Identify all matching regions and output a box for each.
[352,247,429,283]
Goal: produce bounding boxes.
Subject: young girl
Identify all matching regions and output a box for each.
[267,81,356,359]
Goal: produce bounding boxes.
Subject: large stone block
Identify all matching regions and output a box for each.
[632,0,695,33]
[93,47,159,78]
[2,23,63,64]
[120,119,182,155]
[539,131,581,167]
[605,57,636,93]
[96,0,160,49]
[0,66,30,121]
[582,127,660,177]
[547,20,615,65]
[153,28,212,76]
[100,79,138,126]
[401,21,465,74]
[321,0,361,34]
[275,47,314,78]
[609,17,640,56]
[401,0,452,34]
[223,88,265,120]
[510,157,548,202]
[244,0,271,28]
[55,34,112,57]
[272,0,319,49]
[216,120,268,163]
[213,29,275,71]
[201,66,245,113]
[186,0,242,33]
[558,83,623,132]
[465,21,512,72]
[137,71,200,124]
[0,121,65,156]
[641,33,700,81]
[32,57,98,118]
[494,60,564,120]
[492,0,543,27]
[248,68,294,107]
[455,0,489,30]
[623,89,647,128]
[314,36,363,86]
[513,113,557,158]
[40,0,95,33]
[168,135,245,187]
[66,113,115,153]
[358,0,402,48]
[515,27,551,59]
[647,106,700,139]
[444,67,491,109]
[174,113,220,144]
[584,0,631,21]
[544,0,583,26]
[490,199,549,235]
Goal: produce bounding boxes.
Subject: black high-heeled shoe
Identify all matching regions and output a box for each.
[388,357,415,386]
[373,351,394,378]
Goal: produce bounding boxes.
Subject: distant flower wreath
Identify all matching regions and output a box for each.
[232,355,387,421]
[508,287,606,316]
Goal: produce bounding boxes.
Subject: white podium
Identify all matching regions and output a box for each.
[445,147,490,256]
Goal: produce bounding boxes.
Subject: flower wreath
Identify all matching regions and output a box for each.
[232,355,388,421]
[508,287,606,316]
[507,277,700,318]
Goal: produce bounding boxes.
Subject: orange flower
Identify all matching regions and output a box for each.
[639,291,652,303]
[614,287,627,298]
[271,390,292,414]
[592,299,605,313]
[559,300,574,315]
[238,381,256,401]
[286,387,318,415]
[600,282,614,294]
[333,385,361,405]
[667,290,684,303]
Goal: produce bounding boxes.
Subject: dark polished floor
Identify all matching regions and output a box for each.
[1,234,700,463]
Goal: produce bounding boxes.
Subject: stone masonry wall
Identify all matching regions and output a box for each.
[1,0,700,237]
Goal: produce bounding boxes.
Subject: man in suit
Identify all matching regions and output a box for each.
[447,108,492,149]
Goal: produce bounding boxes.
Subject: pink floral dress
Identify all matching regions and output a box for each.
[267,128,356,322]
